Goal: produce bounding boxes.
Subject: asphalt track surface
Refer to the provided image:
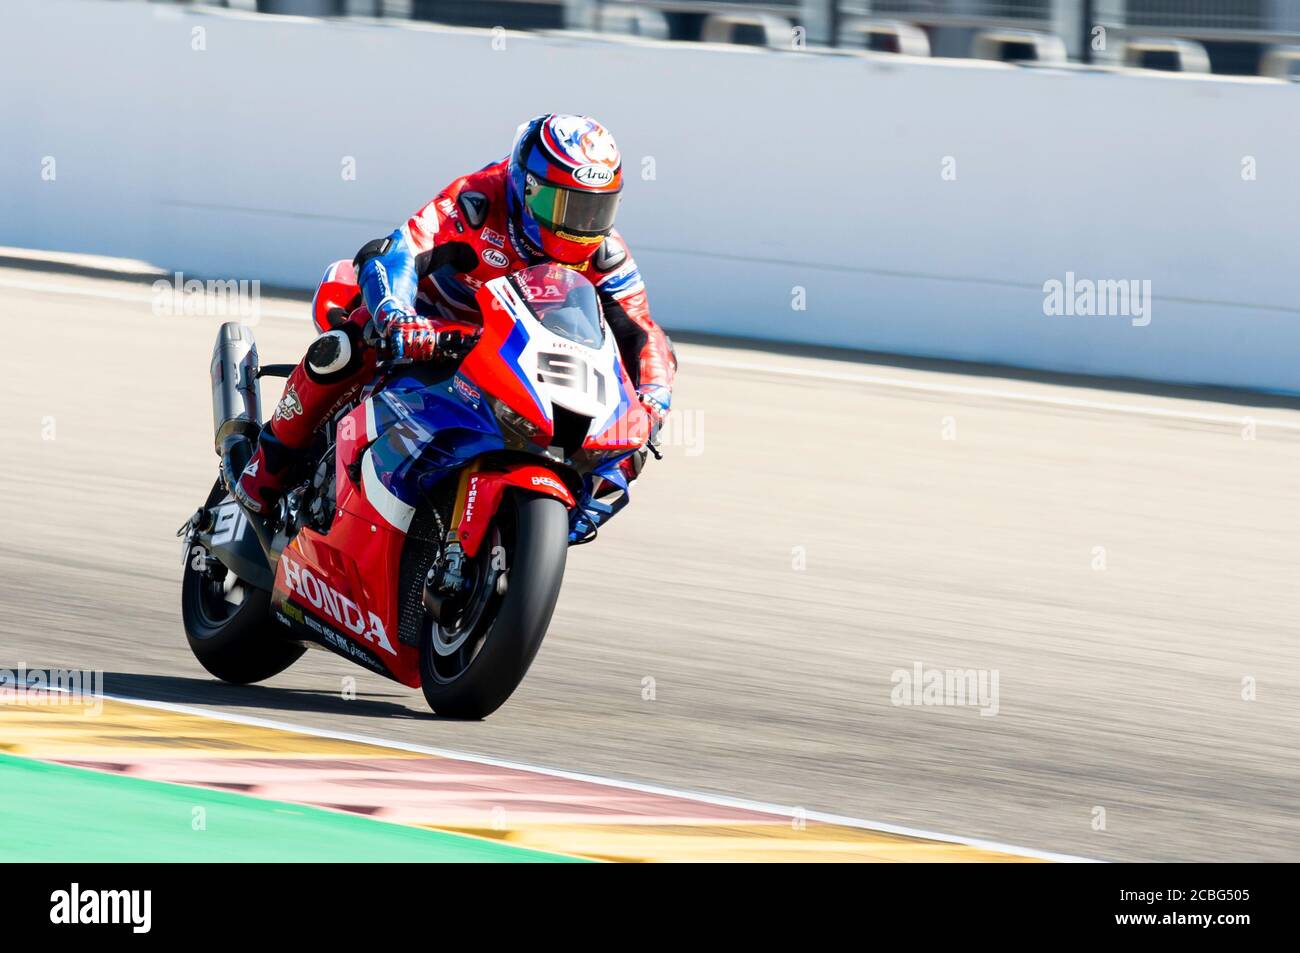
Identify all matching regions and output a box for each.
[2,252,1298,862]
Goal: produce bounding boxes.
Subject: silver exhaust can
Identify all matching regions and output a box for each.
[210,322,262,454]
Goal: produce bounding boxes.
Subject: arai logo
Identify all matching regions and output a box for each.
[482,248,509,269]
[573,164,614,187]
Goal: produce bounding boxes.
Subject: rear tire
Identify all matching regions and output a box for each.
[419,493,569,719]
[181,480,305,685]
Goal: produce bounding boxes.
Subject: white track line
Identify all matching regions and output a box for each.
[66,690,1096,863]
[6,273,1294,433]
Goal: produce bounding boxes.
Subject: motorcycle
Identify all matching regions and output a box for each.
[179,262,664,718]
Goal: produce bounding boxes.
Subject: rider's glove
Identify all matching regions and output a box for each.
[637,384,670,426]
[637,384,670,447]
[386,318,480,363]
[386,316,438,361]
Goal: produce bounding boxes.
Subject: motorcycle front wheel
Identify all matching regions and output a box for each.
[417,490,568,719]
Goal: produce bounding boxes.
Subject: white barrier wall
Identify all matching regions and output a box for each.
[3,0,1299,392]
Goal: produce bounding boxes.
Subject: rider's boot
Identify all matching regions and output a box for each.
[232,428,301,515]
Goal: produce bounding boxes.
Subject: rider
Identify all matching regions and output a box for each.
[234,114,675,515]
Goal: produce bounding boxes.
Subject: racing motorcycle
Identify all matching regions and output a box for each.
[179,262,663,719]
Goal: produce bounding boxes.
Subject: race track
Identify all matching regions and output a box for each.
[2,252,1298,861]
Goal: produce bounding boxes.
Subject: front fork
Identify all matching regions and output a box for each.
[422,463,478,625]
[422,461,577,625]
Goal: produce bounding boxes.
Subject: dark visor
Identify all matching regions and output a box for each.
[525,175,621,236]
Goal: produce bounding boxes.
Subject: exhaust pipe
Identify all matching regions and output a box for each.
[207,323,278,579]
[211,322,263,454]
[210,321,265,504]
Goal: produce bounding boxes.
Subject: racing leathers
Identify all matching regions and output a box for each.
[233,158,674,515]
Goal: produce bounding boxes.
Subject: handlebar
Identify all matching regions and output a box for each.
[365,318,482,367]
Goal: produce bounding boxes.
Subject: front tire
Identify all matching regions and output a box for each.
[181,481,305,684]
[419,492,569,719]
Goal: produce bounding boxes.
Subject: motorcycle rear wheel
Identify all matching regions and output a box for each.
[418,491,568,719]
[181,479,305,684]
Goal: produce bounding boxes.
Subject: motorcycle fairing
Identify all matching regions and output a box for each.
[568,451,637,542]
[585,371,650,452]
[266,264,650,686]
[270,396,425,687]
[271,509,419,686]
[461,283,554,438]
[362,370,509,514]
[267,379,544,687]
[462,273,650,449]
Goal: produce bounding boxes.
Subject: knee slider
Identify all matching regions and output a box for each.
[306,329,355,381]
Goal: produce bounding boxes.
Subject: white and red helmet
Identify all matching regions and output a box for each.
[507,114,623,265]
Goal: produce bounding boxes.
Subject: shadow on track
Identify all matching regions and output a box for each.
[99,671,446,722]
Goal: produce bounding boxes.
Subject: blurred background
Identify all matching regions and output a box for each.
[3,0,1299,862]
[7,0,1298,391]
[140,0,1300,78]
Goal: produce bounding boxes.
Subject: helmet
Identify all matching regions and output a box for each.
[507,114,623,265]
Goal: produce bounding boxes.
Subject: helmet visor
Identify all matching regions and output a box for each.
[525,175,621,237]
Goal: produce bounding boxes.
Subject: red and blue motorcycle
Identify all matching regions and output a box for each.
[180,262,664,718]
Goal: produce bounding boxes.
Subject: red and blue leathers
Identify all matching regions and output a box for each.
[235,157,674,513]
[361,158,672,399]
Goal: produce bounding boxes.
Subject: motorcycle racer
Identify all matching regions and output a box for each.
[234,113,675,516]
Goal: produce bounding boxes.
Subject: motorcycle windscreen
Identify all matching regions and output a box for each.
[508,265,605,347]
